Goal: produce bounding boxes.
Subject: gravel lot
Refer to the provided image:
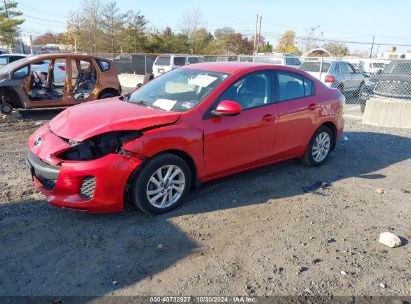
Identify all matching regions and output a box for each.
[0,110,410,298]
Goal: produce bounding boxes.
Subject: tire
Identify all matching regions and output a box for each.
[301,125,334,167]
[130,154,192,215]
[337,84,344,93]
[1,102,13,115]
[355,82,364,97]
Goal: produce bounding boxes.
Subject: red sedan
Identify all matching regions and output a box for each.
[26,62,344,214]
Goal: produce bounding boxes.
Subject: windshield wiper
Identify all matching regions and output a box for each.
[120,92,131,102]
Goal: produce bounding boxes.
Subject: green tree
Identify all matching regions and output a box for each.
[323,41,349,57]
[0,1,24,48]
[225,33,253,55]
[121,10,147,53]
[258,42,273,53]
[275,30,299,54]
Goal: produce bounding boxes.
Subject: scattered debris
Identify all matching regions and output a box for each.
[312,258,322,264]
[344,136,349,141]
[112,281,117,285]
[401,188,410,194]
[303,181,331,193]
[303,175,343,193]
[379,232,402,248]
[375,188,387,194]
[157,244,164,249]
[297,266,309,274]
[340,271,347,276]
[380,283,387,289]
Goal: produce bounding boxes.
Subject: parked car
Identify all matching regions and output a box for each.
[0,53,27,67]
[253,53,301,69]
[299,59,365,95]
[26,62,344,214]
[0,53,121,114]
[362,59,388,76]
[152,54,204,77]
[360,59,411,112]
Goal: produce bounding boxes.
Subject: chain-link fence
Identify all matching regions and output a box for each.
[102,53,411,119]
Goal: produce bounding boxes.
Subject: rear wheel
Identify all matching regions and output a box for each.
[301,126,334,167]
[131,154,191,214]
[0,102,13,115]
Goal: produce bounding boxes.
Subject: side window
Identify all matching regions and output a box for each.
[96,59,110,72]
[303,78,314,96]
[12,65,29,79]
[334,63,341,73]
[218,72,270,110]
[276,71,305,102]
[174,57,186,66]
[346,63,355,73]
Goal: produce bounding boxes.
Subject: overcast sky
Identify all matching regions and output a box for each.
[18,0,411,54]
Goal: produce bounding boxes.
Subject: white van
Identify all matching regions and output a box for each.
[253,53,301,69]
[362,59,388,76]
[152,55,204,77]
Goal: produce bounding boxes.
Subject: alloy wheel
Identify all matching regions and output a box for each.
[146,165,186,208]
[312,132,331,163]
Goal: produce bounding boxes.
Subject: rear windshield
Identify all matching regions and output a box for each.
[299,62,331,72]
[155,56,171,66]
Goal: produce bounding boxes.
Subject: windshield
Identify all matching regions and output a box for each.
[372,62,386,69]
[0,57,8,67]
[0,57,28,75]
[383,61,411,75]
[126,68,229,112]
[285,57,301,66]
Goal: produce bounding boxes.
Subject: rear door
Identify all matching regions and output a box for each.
[271,70,318,159]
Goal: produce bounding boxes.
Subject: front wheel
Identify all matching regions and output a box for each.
[131,154,191,214]
[301,126,334,167]
[0,102,13,115]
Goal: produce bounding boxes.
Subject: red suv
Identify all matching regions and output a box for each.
[26,62,344,214]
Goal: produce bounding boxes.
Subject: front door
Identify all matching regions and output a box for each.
[203,71,277,177]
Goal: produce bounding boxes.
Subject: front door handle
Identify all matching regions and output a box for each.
[262,114,274,122]
[308,103,318,111]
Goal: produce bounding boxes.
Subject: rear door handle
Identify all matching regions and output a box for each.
[308,103,318,111]
[262,114,274,122]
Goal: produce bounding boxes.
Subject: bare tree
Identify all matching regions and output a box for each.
[179,8,205,53]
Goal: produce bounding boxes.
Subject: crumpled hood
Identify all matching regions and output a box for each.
[49,97,181,141]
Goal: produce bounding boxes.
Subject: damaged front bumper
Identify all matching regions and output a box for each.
[26,147,142,213]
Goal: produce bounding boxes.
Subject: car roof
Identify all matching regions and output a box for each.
[182,62,301,74]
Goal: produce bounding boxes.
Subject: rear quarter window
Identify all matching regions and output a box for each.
[174,57,186,66]
[155,56,171,66]
[96,59,110,72]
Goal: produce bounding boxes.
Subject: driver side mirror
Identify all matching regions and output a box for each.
[211,100,242,116]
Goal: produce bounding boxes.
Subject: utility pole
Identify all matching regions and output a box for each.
[254,14,258,55]
[258,15,262,52]
[29,35,33,54]
[370,36,375,58]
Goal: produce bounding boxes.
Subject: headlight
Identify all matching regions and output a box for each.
[57,131,142,161]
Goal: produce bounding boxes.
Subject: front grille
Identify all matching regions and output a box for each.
[80,177,95,200]
[37,177,56,190]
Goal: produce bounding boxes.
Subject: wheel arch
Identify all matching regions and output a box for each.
[97,87,120,99]
[320,121,337,150]
[123,149,199,207]
[0,86,23,108]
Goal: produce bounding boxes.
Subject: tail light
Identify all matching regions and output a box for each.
[58,66,66,71]
[325,75,335,83]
